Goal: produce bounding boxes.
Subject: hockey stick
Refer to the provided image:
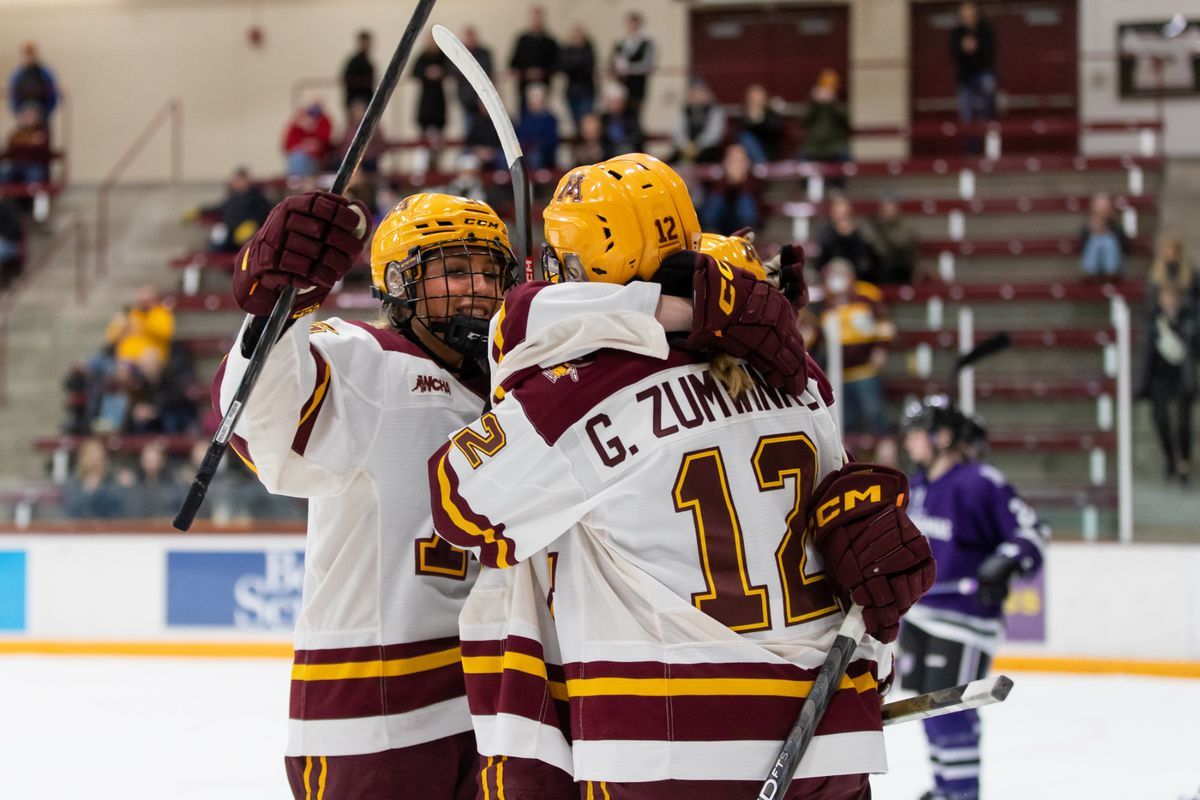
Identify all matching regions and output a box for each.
[954,331,1012,375]
[173,0,439,531]
[756,605,866,800]
[881,675,1013,726]
[432,24,536,281]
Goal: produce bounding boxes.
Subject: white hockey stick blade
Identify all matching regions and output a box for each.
[881,675,1013,727]
[433,24,520,171]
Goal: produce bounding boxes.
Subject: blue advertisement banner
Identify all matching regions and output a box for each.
[0,550,26,631]
[167,550,303,630]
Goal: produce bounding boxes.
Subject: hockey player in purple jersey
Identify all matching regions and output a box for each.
[898,396,1048,800]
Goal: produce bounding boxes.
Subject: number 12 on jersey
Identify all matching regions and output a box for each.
[673,433,838,632]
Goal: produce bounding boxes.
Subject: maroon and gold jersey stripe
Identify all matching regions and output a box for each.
[429,442,517,568]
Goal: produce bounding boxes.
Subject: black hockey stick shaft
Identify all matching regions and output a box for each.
[432,25,534,279]
[881,675,1013,726]
[174,0,439,531]
[756,605,866,800]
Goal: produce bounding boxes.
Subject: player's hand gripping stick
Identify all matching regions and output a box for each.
[756,605,866,800]
[174,0,439,531]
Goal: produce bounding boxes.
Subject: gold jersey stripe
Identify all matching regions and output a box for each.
[290,646,461,682]
[564,671,877,699]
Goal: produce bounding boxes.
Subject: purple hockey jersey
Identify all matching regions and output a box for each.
[907,460,1048,620]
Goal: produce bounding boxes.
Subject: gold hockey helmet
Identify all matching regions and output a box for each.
[541,153,701,285]
[698,232,767,281]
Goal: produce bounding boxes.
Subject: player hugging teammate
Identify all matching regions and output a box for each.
[899,396,1048,800]
[428,153,935,799]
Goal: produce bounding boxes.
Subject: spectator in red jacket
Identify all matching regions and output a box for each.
[282,102,333,178]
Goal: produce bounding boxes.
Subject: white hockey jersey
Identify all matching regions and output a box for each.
[430,284,891,784]
[218,316,489,757]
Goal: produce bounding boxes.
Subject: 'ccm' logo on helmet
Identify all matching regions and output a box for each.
[412,375,451,395]
[815,484,883,527]
[464,217,501,229]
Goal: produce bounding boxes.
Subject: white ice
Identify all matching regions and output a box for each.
[0,656,1197,799]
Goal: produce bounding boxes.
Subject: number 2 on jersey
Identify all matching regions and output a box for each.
[672,433,838,631]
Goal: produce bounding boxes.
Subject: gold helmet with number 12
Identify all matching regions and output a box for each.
[541,153,701,285]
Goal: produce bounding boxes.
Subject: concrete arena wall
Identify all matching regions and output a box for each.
[0,534,1197,669]
[0,0,1195,184]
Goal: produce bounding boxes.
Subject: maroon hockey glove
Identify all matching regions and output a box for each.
[809,463,936,644]
[684,253,809,396]
[232,190,370,318]
[764,243,809,307]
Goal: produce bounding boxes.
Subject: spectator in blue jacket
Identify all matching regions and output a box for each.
[515,83,559,170]
[9,42,58,119]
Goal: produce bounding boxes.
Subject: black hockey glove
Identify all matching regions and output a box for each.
[976,552,1023,610]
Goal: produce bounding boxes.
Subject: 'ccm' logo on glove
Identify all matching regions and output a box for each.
[714,258,737,315]
[814,483,905,527]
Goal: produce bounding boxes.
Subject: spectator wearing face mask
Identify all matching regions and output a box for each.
[811,259,894,436]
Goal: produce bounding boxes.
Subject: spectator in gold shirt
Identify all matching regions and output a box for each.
[105,285,174,365]
[811,258,894,435]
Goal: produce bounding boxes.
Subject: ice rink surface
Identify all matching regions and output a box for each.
[1,655,1197,799]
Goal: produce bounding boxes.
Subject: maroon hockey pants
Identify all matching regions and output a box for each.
[285,730,477,800]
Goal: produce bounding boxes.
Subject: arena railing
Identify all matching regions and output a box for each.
[95,97,182,278]
[0,211,87,406]
[823,295,1135,543]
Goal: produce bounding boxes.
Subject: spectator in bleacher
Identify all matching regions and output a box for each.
[699,143,761,235]
[611,12,655,127]
[1,104,52,185]
[463,96,503,170]
[198,166,272,254]
[573,112,607,164]
[802,69,850,164]
[599,82,644,156]
[62,363,92,435]
[509,6,559,114]
[451,27,494,137]
[951,2,997,125]
[342,30,375,111]
[1137,284,1198,485]
[812,259,894,436]
[0,197,22,290]
[815,195,876,279]
[64,438,126,519]
[558,25,597,132]
[515,83,560,170]
[282,102,333,179]
[669,79,726,165]
[739,84,785,164]
[118,440,184,519]
[412,36,450,173]
[335,98,389,177]
[1079,192,1129,280]
[8,42,58,120]
[863,193,921,285]
[105,285,175,367]
[1148,236,1199,308]
[157,341,201,435]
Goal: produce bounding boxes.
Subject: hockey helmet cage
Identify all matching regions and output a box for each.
[541,153,701,285]
[370,193,519,308]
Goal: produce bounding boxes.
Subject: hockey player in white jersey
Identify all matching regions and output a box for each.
[216,190,519,800]
[430,154,936,799]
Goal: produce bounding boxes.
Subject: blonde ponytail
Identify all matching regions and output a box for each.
[711,352,754,399]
